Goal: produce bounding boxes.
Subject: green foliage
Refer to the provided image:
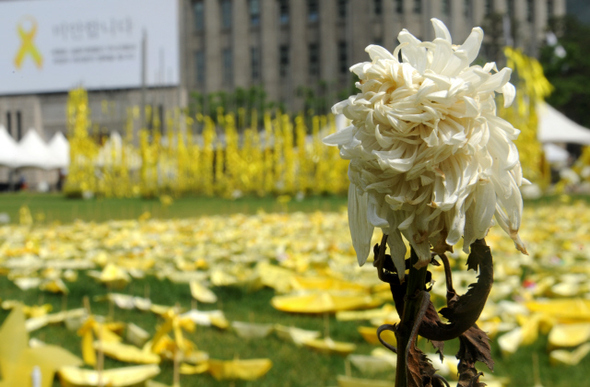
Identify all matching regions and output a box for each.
[189,86,284,129]
[188,77,359,131]
[540,16,590,129]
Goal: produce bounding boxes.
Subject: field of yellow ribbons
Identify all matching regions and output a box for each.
[0,201,589,386]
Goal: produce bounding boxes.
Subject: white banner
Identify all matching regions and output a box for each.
[0,0,179,95]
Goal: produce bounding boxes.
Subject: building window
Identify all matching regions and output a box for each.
[338,0,347,19]
[6,112,11,139]
[158,105,164,133]
[221,0,232,29]
[222,48,233,85]
[278,0,289,24]
[195,50,205,86]
[442,0,450,16]
[308,43,319,77]
[4,111,22,141]
[413,0,422,14]
[193,1,204,32]
[15,112,22,141]
[251,46,260,80]
[485,0,493,15]
[374,0,382,15]
[249,0,260,26]
[279,44,289,77]
[464,0,471,18]
[507,0,515,16]
[526,0,533,22]
[307,0,319,22]
[395,0,403,14]
[338,41,347,74]
[547,0,554,19]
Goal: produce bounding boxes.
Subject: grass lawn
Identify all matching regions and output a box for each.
[0,192,586,225]
[0,192,588,386]
[2,272,588,387]
[0,193,348,224]
[3,271,588,387]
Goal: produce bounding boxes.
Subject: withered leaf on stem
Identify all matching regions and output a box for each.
[427,240,493,342]
[456,325,494,387]
[378,239,494,343]
[404,292,450,387]
[407,344,449,387]
[439,240,493,324]
[374,238,494,387]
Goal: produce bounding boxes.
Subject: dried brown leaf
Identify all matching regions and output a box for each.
[407,344,450,387]
[457,325,494,370]
[456,325,494,387]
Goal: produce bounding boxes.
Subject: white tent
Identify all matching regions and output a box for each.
[543,143,570,163]
[0,125,18,167]
[13,129,59,169]
[538,103,590,145]
[47,131,70,169]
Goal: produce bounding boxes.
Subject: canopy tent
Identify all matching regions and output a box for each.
[538,103,590,145]
[0,125,18,167]
[47,131,70,169]
[543,143,570,163]
[12,129,59,170]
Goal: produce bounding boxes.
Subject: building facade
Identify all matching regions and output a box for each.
[0,0,566,144]
[185,0,566,112]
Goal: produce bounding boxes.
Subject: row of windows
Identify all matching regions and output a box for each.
[192,0,423,32]
[443,0,548,19]
[5,111,23,141]
[193,0,554,32]
[194,42,350,86]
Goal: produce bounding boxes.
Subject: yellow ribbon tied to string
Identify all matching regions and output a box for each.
[14,16,43,70]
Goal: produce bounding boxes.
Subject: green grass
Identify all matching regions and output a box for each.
[2,272,588,387]
[0,274,382,387]
[0,193,348,224]
[0,192,588,226]
[1,192,589,386]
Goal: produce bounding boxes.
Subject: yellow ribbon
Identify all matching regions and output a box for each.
[14,16,43,69]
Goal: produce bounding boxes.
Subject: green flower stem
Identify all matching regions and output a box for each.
[395,247,428,387]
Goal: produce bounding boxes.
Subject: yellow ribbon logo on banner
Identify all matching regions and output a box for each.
[14,16,43,70]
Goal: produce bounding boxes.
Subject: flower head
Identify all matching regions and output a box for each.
[324,19,527,275]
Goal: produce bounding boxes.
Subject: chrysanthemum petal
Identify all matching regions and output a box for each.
[431,18,452,43]
[387,229,407,280]
[473,181,497,237]
[456,27,484,64]
[412,240,432,268]
[366,45,395,61]
[494,204,527,254]
[322,125,354,146]
[347,184,374,266]
[367,195,389,228]
[500,82,516,107]
[429,39,454,74]
[398,30,427,72]
[479,67,512,93]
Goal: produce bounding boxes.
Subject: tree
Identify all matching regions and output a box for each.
[540,16,590,130]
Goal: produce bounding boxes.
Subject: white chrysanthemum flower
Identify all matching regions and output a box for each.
[324,18,528,276]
